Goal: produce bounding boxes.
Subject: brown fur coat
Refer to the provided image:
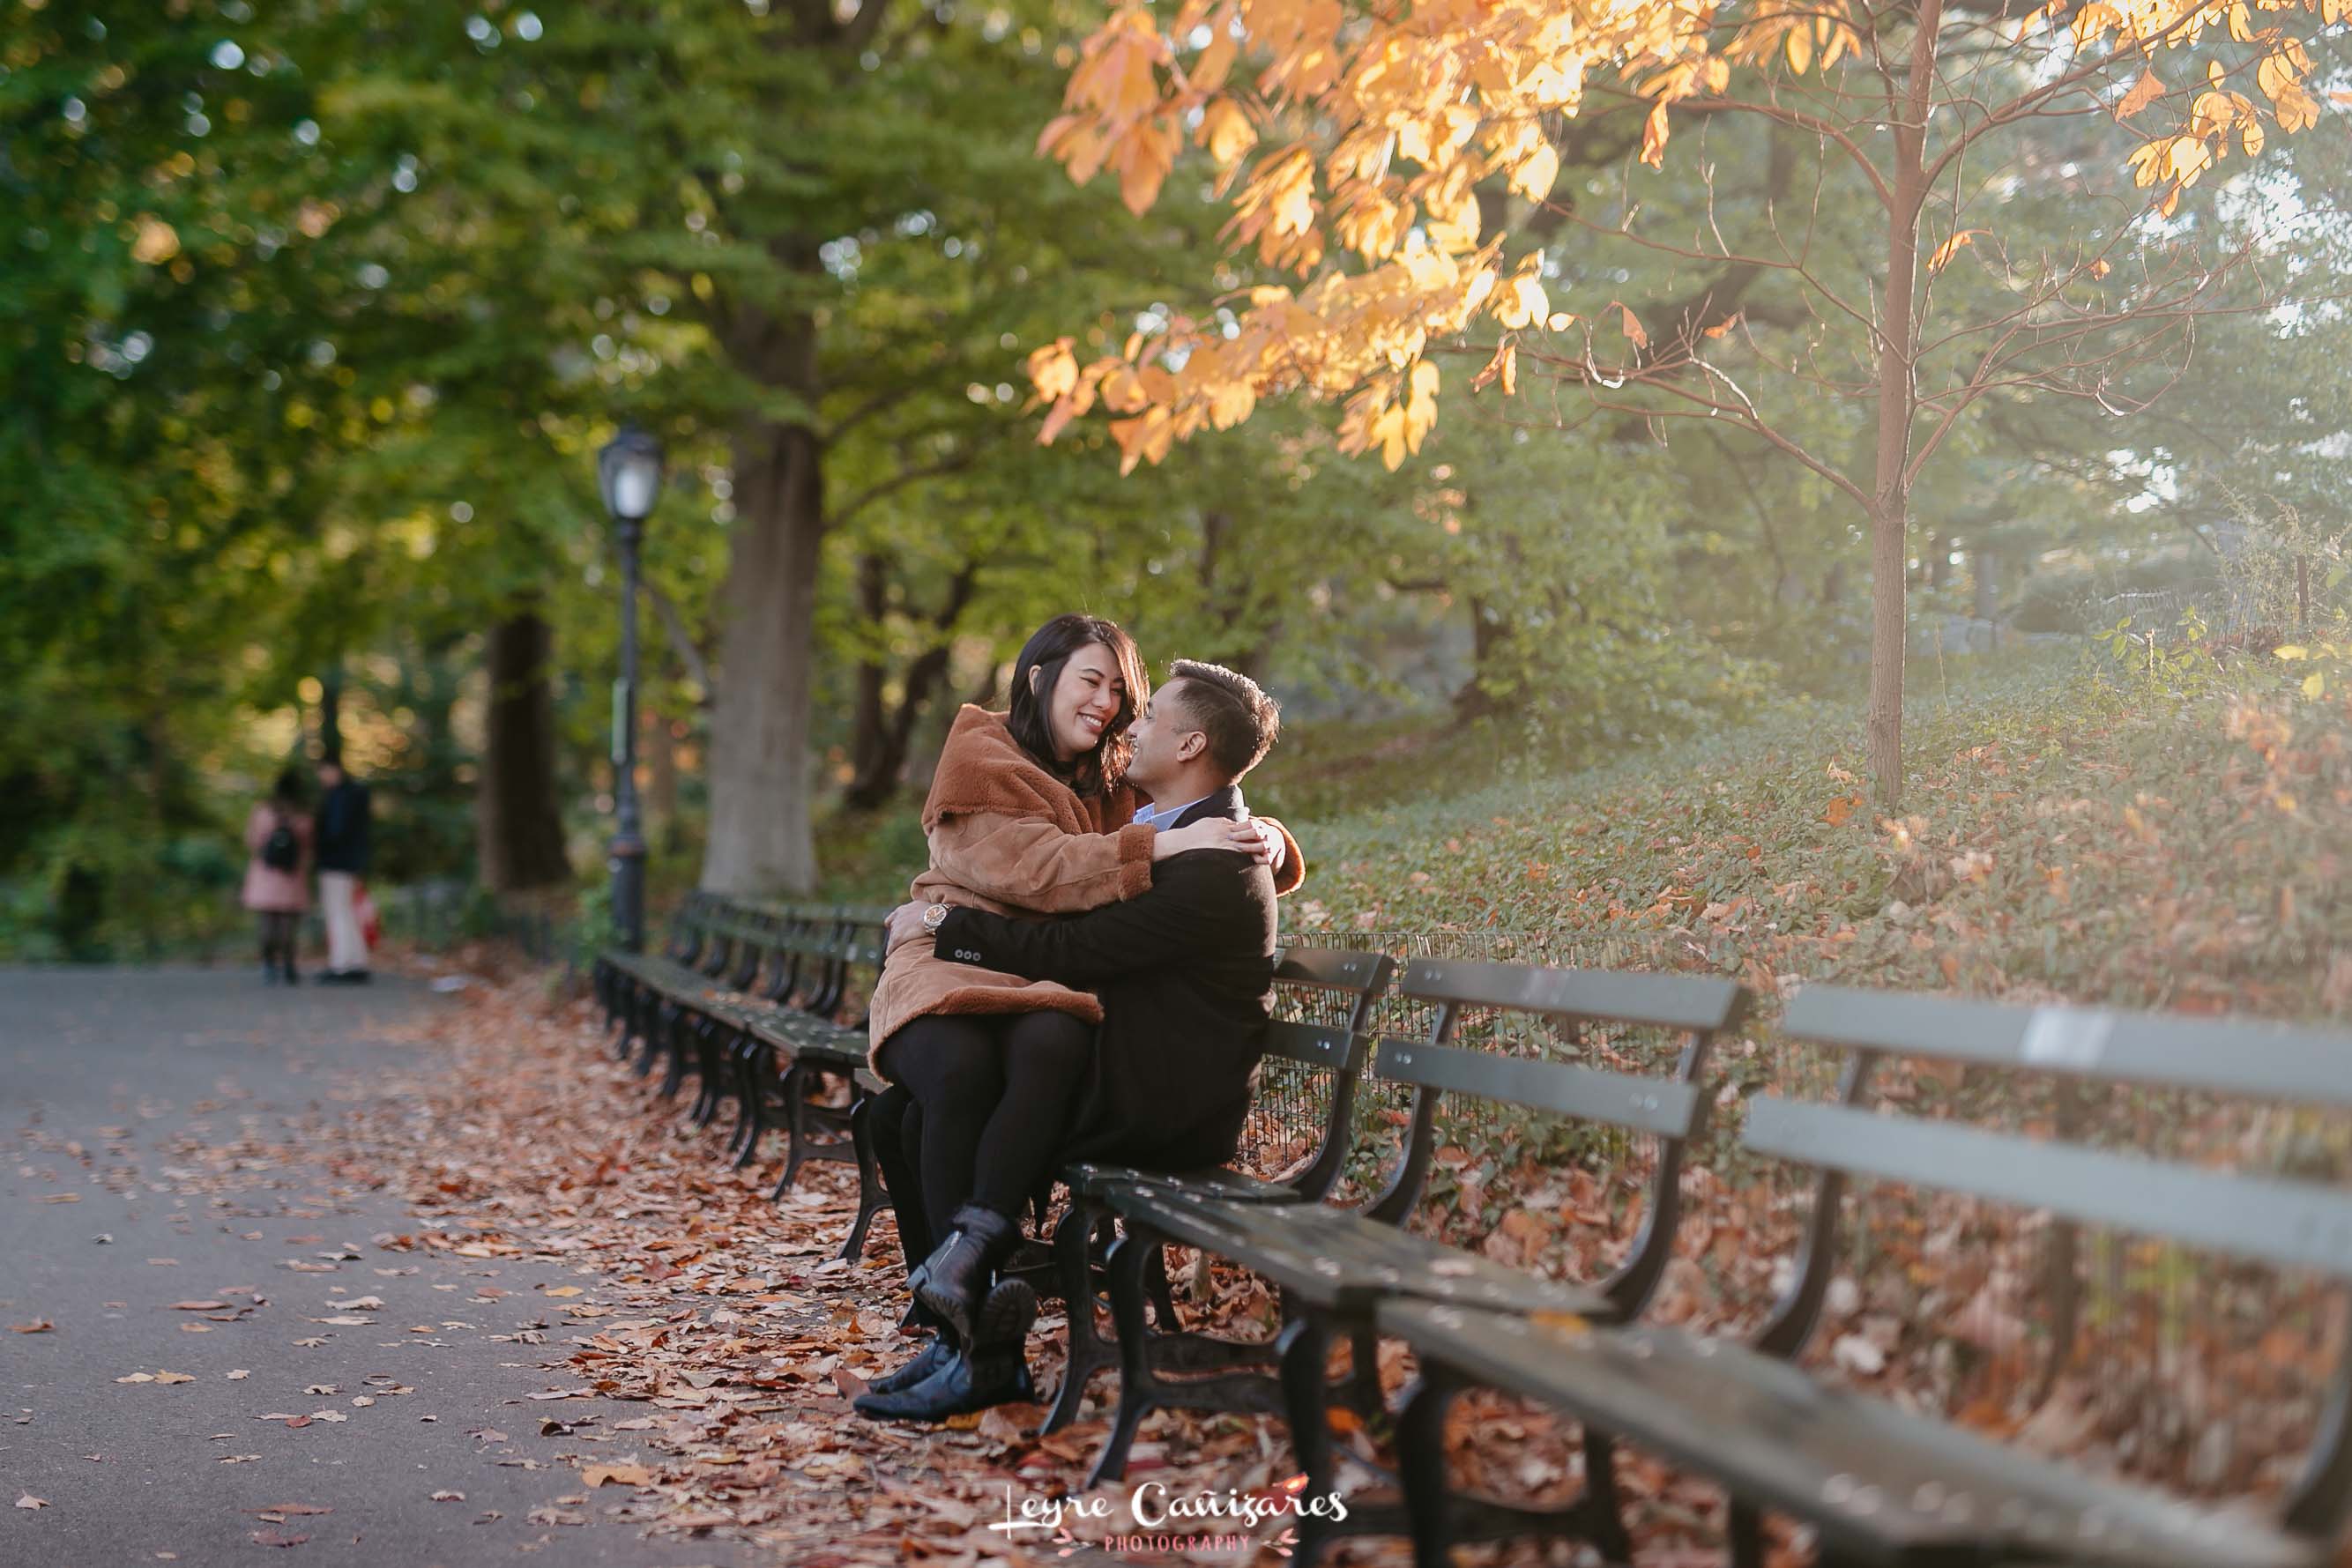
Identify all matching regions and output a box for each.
[866,705,1303,1065]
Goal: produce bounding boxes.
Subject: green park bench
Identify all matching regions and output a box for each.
[1379,985,2352,1568]
[596,921,2352,1568]
[593,897,892,1260]
[1069,955,1748,1556]
[1039,946,1396,1436]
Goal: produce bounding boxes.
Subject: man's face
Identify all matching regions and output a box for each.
[1127,681,1202,796]
[318,764,343,790]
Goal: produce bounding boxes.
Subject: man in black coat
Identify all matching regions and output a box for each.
[854,659,1285,1421]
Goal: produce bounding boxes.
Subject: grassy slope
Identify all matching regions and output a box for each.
[1284,652,2351,1021]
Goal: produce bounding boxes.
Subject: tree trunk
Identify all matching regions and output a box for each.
[703,416,826,895]
[1453,596,1511,722]
[1866,0,1940,810]
[476,608,572,893]
[1973,548,2000,622]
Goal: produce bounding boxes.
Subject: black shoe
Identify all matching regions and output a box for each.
[314,970,343,985]
[345,970,371,985]
[852,1281,1038,1422]
[914,1203,1024,1347]
[861,1336,956,1398]
[282,964,299,985]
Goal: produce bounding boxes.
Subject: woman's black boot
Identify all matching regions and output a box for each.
[913,1202,1023,1346]
[853,1281,1038,1422]
[860,1335,957,1399]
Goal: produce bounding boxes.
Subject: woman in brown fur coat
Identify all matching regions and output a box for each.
[854,613,1301,1420]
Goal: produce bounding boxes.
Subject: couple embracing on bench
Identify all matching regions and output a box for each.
[855,612,1306,1423]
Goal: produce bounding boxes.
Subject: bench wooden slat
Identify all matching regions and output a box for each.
[1784,985,2352,1106]
[1402,957,1745,1033]
[1261,1018,1370,1073]
[1274,947,1395,992]
[1746,1095,2352,1277]
[1113,1187,1608,1316]
[1377,1298,2319,1568]
[1374,1037,1704,1139]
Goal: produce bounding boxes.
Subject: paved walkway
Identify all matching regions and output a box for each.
[0,967,752,1568]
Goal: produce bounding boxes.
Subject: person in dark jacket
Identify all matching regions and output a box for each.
[858,660,1284,1421]
[312,760,373,984]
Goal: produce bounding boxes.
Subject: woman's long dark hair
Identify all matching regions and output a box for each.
[1006,613,1147,798]
[271,768,305,807]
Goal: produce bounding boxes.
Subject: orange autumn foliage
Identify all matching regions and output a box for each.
[1028,0,2344,472]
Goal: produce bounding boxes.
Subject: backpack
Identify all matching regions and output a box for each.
[261,812,301,873]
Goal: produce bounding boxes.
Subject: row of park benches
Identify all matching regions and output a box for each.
[592,898,2352,1568]
[590,894,898,1258]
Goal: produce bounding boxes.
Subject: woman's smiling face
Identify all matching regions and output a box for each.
[1040,642,1130,762]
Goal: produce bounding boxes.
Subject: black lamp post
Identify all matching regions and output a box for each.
[597,422,663,952]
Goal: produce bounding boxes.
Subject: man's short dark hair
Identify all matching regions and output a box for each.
[1166,660,1281,779]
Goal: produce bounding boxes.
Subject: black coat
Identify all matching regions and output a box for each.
[314,781,372,873]
[928,786,1278,1173]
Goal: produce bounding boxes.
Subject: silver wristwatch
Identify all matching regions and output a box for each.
[921,903,950,932]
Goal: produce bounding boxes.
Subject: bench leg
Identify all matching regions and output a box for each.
[1580,1428,1632,1564]
[657,1007,690,1099]
[839,1088,890,1262]
[727,1039,766,1169]
[627,992,651,1074]
[1345,1322,1385,1422]
[770,1061,812,1200]
[1395,1360,1625,1568]
[1145,1241,1180,1331]
[1277,1312,1339,1566]
[683,1019,710,1125]
[694,1020,727,1128]
[1728,1499,1767,1568]
[633,998,668,1078]
[1086,1228,1164,1489]
[615,986,643,1063]
[1045,1203,1113,1434]
[1397,1363,1461,1568]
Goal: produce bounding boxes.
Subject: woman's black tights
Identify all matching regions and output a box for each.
[257,910,298,974]
[877,1010,1094,1237]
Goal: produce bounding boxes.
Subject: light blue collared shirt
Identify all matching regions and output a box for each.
[1129,796,1211,831]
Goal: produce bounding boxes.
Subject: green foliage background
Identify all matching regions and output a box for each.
[2,1,2345,956]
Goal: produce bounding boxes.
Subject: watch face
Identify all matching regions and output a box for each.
[923,904,949,929]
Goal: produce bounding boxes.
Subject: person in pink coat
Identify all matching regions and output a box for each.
[241,768,313,984]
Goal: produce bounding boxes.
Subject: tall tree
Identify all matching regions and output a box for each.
[476,606,572,893]
[1026,0,2345,805]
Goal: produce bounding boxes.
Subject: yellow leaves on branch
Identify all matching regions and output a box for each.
[1926,229,1988,273]
[2114,68,2166,120]
[1036,9,1180,215]
[1031,0,2342,469]
[1725,1,1864,78]
[1340,360,1442,470]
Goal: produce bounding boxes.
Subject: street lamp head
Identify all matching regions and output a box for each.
[597,422,665,524]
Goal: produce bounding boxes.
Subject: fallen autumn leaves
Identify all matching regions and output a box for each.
[296,970,1488,1566]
